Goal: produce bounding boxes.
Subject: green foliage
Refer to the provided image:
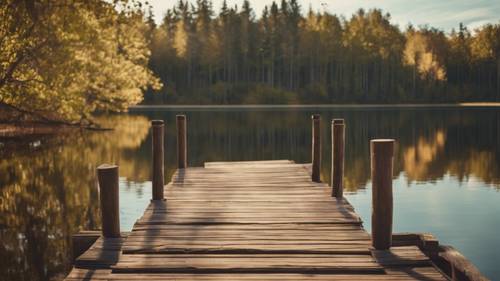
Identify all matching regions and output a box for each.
[0,0,161,123]
[145,0,500,104]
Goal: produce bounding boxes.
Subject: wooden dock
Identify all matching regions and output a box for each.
[66,160,451,280]
[65,116,489,281]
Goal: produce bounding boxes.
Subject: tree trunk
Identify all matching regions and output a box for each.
[497,57,500,101]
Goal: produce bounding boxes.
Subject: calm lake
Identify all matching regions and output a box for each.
[1,107,499,280]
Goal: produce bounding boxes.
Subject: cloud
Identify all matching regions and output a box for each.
[146,0,500,31]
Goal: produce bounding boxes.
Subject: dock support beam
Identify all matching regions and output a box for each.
[311,114,321,182]
[152,120,164,200]
[177,115,187,169]
[370,139,395,250]
[331,119,345,198]
[97,164,120,238]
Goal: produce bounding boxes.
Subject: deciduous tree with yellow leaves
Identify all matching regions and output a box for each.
[0,0,161,125]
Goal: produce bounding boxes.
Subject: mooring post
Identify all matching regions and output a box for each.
[311,114,321,182]
[97,164,120,238]
[331,119,345,198]
[176,115,187,169]
[370,139,395,250]
[152,120,164,200]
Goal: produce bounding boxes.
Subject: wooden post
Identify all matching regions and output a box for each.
[370,139,395,250]
[97,164,120,238]
[176,115,187,169]
[331,119,345,198]
[152,120,164,200]
[311,114,321,182]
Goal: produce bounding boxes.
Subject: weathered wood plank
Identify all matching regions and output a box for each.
[439,245,490,281]
[126,232,371,239]
[65,268,448,281]
[72,231,100,261]
[75,234,128,269]
[138,213,359,219]
[204,160,294,167]
[135,217,361,224]
[372,246,431,267]
[112,254,384,274]
[130,223,364,231]
[64,268,111,281]
[106,267,446,280]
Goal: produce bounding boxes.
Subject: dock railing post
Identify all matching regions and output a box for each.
[152,120,164,200]
[97,164,120,238]
[176,115,187,169]
[331,119,345,198]
[370,139,395,250]
[311,114,321,182]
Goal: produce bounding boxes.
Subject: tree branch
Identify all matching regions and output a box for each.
[0,101,112,130]
[0,52,26,88]
[0,101,76,125]
[0,39,49,89]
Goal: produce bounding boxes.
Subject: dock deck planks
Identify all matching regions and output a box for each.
[66,160,447,280]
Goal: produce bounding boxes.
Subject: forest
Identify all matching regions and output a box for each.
[1,0,500,123]
[145,0,500,104]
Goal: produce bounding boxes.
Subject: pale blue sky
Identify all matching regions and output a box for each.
[146,0,500,32]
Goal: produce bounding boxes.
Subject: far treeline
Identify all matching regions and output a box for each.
[145,0,500,104]
[1,0,500,124]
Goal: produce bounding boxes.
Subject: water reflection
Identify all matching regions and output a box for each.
[403,130,446,181]
[0,115,150,281]
[0,108,499,280]
[146,108,500,189]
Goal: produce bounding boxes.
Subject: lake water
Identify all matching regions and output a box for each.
[1,107,499,280]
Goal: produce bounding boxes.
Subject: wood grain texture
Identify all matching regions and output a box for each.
[75,233,128,269]
[370,140,395,250]
[65,160,448,281]
[65,268,446,281]
[176,115,187,169]
[311,115,321,182]
[440,245,490,281]
[97,164,120,238]
[151,120,164,200]
[331,119,345,198]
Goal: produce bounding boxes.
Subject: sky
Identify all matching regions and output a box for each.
[144,0,500,32]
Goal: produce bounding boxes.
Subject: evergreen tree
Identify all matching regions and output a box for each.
[143,0,500,104]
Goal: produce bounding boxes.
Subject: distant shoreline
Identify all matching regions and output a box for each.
[2,102,499,138]
[130,102,500,110]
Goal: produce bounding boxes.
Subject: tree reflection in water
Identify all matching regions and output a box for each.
[0,108,499,280]
[0,115,150,281]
